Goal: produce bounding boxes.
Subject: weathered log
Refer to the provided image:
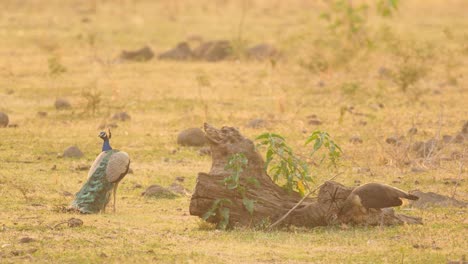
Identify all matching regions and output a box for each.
[189,124,422,228]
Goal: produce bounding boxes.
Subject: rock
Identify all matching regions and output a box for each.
[352,167,371,174]
[63,146,84,158]
[453,133,464,144]
[37,111,48,117]
[411,167,427,173]
[442,135,453,143]
[177,128,207,146]
[246,118,265,129]
[141,185,178,199]
[308,119,322,125]
[349,136,363,144]
[175,176,185,183]
[19,237,34,243]
[0,112,9,127]
[412,139,440,158]
[193,40,232,61]
[378,66,391,78]
[62,191,73,197]
[54,98,71,110]
[133,183,142,189]
[246,44,279,60]
[72,163,90,171]
[407,127,418,135]
[128,168,134,174]
[68,218,83,227]
[386,136,399,145]
[168,183,191,196]
[409,190,467,209]
[158,42,193,61]
[111,112,131,121]
[198,146,211,156]
[119,46,154,62]
[443,178,463,185]
[462,121,468,135]
[8,123,17,128]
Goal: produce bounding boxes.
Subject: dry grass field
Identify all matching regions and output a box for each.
[0,0,467,263]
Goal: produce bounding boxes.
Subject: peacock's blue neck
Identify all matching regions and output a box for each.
[102,139,112,152]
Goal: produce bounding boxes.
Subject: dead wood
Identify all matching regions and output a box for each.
[189,123,422,229]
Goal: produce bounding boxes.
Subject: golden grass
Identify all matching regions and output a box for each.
[0,0,467,263]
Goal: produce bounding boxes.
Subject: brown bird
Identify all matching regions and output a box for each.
[340,183,419,219]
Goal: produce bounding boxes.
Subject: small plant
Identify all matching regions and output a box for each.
[48,56,67,77]
[81,84,101,115]
[256,131,342,196]
[203,153,257,229]
[203,198,233,230]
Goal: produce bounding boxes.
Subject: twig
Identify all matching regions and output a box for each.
[267,172,343,230]
[451,150,465,199]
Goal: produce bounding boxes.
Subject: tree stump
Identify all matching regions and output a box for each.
[190,124,422,228]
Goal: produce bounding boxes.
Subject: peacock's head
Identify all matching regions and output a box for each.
[98,129,112,140]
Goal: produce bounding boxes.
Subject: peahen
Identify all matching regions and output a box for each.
[71,129,130,213]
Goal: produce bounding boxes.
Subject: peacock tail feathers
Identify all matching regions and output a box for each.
[71,150,118,213]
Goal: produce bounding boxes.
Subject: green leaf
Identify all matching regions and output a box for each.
[218,207,230,230]
[242,198,255,215]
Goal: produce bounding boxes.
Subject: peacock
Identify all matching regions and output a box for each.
[70,129,130,213]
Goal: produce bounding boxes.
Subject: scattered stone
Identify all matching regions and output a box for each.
[68,218,83,227]
[392,179,401,184]
[198,146,211,156]
[317,81,325,87]
[407,127,418,135]
[443,178,463,185]
[409,190,467,208]
[111,112,131,121]
[62,191,73,197]
[128,168,134,174]
[19,237,34,244]
[141,185,178,199]
[308,119,322,125]
[99,253,108,258]
[168,183,191,196]
[246,118,266,129]
[413,139,440,158]
[386,136,399,145]
[72,163,90,171]
[453,133,464,144]
[349,136,363,144]
[461,121,468,135]
[411,167,427,173]
[414,180,420,185]
[63,146,84,158]
[352,167,371,174]
[442,135,453,143]
[158,42,193,61]
[54,98,71,110]
[177,128,207,147]
[37,111,48,117]
[354,180,361,185]
[8,123,18,128]
[51,165,57,170]
[307,114,317,119]
[378,66,391,78]
[175,176,185,183]
[192,40,232,62]
[0,112,9,127]
[133,183,142,189]
[358,120,367,126]
[119,46,154,62]
[246,43,280,60]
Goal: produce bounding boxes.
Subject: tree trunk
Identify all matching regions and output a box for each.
[189,124,422,228]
